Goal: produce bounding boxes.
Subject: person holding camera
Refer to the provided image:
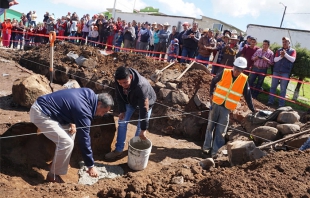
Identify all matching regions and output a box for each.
[248,40,274,99]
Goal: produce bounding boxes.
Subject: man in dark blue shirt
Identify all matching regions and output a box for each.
[29,88,114,183]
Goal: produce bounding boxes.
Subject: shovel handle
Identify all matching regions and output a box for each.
[176,61,196,80]
[49,31,56,47]
[160,62,175,72]
[258,128,310,149]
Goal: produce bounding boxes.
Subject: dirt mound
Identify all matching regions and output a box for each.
[98,151,310,198]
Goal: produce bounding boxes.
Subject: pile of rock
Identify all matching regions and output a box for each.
[225,106,310,166]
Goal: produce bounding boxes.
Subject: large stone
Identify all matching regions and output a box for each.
[285,134,310,150]
[0,114,116,168]
[264,121,278,128]
[171,91,189,105]
[251,126,278,145]
[277,111,300,124]
[193,88,211,110]
[155,81,166,89]
[241,113,263,133]
[82,58,98,69]
[277,124,300,135]
[158,88,172,101]
[12,74,52,108]
[227,141,265,166]
[160,69,182,83]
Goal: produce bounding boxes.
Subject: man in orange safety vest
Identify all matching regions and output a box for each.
[202,57,255,158]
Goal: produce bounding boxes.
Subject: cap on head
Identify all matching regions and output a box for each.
[233,57,247,69]
[282,37,290,43]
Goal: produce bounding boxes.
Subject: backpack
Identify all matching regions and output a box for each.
[140,31,150,42]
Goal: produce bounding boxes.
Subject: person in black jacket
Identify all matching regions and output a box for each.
[105,66,156,160]
[181,22,201,63]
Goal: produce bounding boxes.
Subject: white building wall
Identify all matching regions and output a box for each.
[246,25,310,49]
[115,12,194,32]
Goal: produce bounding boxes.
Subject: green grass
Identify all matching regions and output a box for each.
[254,68,310,111]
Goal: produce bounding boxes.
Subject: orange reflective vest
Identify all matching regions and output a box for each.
[212,69,248,110]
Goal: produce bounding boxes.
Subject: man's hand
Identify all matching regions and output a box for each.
[119,112,125,120]
[280,50,286,57]
[87,167,98,177]
[9,1,19,6]
[139,130,147,140]
[69,124,76,135]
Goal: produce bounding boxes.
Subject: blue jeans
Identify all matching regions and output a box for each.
[70,31,76,43]
[181,47,196,63]
[268,72,290,107]
[203,103,229,156]
[15,34,24,49]
[115,104,153,152]
[300,137,310,151]
[196,54,210,66]
[248,67,268,99]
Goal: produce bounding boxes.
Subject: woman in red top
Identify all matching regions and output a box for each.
[2,18,13,47]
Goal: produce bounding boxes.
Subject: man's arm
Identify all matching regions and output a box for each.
[284,49,296,63]
[75,117,94,167]
[193,32,201,43]
[243,81,255,112]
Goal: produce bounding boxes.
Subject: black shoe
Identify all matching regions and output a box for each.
[266,103,273,106]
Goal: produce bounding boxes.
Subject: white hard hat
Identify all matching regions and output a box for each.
[233,57,247,69]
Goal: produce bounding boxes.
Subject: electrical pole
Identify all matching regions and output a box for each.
[280,2,287,28]
[112,0,117,19]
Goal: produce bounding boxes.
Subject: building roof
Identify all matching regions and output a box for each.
[7,9,23,15]
[247,24,310,33]
[200,15,243,33]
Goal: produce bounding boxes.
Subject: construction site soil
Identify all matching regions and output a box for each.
[0,43,309,198]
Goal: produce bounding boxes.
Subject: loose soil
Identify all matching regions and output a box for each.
[0,44,310,198]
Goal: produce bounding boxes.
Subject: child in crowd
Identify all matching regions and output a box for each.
[89,25,98,47]
[114,29,123,52]
[167,38,179,62]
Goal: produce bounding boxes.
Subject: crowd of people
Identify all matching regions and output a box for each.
[0,10,297,106]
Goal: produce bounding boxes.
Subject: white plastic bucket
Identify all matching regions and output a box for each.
[128,137,152,171]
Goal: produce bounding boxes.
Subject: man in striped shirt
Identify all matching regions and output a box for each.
[248,40,274,99]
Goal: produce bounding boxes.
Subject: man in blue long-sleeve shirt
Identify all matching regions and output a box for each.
[29,88,114,183]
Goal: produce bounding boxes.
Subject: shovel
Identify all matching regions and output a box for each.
[150,62,175,82]
[49,31,56,92]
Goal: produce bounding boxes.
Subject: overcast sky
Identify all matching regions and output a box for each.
[13,0,310,31]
